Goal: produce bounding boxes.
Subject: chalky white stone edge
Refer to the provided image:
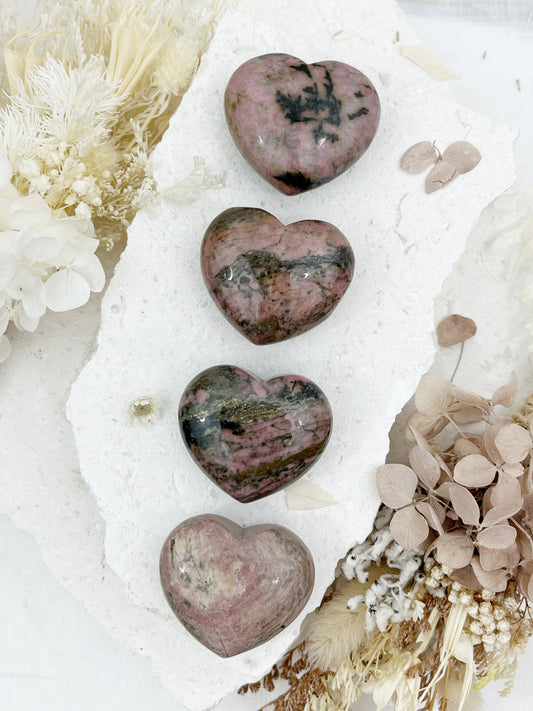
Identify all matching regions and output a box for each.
[67,2,516,709]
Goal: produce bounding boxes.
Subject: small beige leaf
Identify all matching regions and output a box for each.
[482,423,505,466]
[425,160,458,193]
[415,501,444,534]
[449,483,480,525]
[471,557,509,592]
[490,472,522,508]
[405,411,448,441]
[285,478,338,510]
[453,564,480,590]
[436,314,477,348]
[408,445,440,489]
[400,46,457,81]
[515,524,533,560]
[479,543,519,572]
[414,375,453,416]
[454,437,482,458]
[502,462,524,478]
[453,454,497,488]
[400,141,438,173]
[376,464,418,509]
[495,423,532,464]
[390,506,429,549]
[492,372,517,408]
[435,531,474,569]
[482,501,523,528]
[441,141,481,174]
[477,524,517,550]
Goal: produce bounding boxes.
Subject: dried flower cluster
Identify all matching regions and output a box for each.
[400,140,481,193]
[244,377,533,711]
[0,0,219,361]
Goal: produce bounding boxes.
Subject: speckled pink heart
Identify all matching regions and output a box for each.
[160,514,314,657]
[224,53,380,195]
[201,207,355,345]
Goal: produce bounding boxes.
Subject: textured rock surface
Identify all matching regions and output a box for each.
[160,515,314,656]
[201,208,354,344]
[225,54,380,194]
[179,365,332,502]
[0,2,522,711]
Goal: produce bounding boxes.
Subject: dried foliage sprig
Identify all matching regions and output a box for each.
[245,375,533,711]
[0,0,220,362]
[400,140,481,193]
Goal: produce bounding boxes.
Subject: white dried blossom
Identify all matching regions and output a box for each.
[0,153,104,362]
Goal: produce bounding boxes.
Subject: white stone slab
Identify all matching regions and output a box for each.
[66,1,516,707]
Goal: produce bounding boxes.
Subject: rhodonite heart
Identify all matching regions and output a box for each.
[202,207,355,345]
[178,365,332,503]
[160,514,314,657]
[224,53,380,195]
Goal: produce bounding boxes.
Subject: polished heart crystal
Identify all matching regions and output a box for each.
[224,53,380,195]
[160,514,314,657]
[178,365,332,503]
[202,207,355,345]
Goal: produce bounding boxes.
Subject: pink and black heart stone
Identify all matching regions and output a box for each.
[178,365,332,503]
[202,207,355,345]
[224,53,380,195]
[160,514,314,657]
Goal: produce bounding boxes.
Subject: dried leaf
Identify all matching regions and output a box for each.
[449,483,480,525]
[482,501,523,528]
[477,524,517,549]
[405,410,448,441]
[408,445,440,490]
[482,423,505,466]
[436,314,477,348]
[435,531,474,569]
[453,564,480,590]
[453,454,497,488]
[285,478,338,510]
[376,464,418,509]
[454,437,482,458]
[471,557,509,592]
[429,497,447,523]
[441,141,481,175]
[415,375,454,415]
[490,472,522,509]
[400,46,457,81]
[495,423,532,464]
[479,543,519,572]
[400,141,438,173]
[514,522,533,560]
[425,160,458,193]
[415,501,445,534]
[390,506,429,550]
[502,462,524,478]
[492,372,517,408]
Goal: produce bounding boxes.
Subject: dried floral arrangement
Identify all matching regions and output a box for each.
[0,0,219,363]
[242,364,533,711]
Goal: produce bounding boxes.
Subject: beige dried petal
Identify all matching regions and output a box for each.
[408,445,440,490]
[454,437,482,458]
[434,481,454,499]
[453,564,480,590]
[482,423,505,466]
[441,141,481,175]
[390,506,429,550]
[482,501,523,528]
[436,314,477,348]
[453,454,497,488]
[285,478,338,510]
[522,492,533,518]
[492,372,517,408]
[495,423,532,464]
[490,472,522,509]
[477,524,517,550]
[429,497,447,524]
[405,411,449,441]
[479,543,520,572]
[414,375,454,416]
[449,483,480,525]
[415,501,445,534]
[502,462,524,478]
[400,141,438,173]
[425,159,458,193]
[471,557,509,593]
[436,531,474,569]
[518,562,533,600]
[514,523,533,560]
[376,464,418,509]
[451,405,488,425]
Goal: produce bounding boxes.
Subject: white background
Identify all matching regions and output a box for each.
[1,2,533,710]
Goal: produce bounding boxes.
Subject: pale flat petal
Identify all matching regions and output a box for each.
[0,333,11,362]
[0,153,12,186]
[21,231,64,262]
[12,303,39,332]
[72,253,105,292]
[0,306,10,334]
[42,268,90,311]
[9,193,52,230]
[21,289,46,319]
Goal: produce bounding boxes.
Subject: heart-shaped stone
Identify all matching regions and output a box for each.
[179,365,332,503]
[160,514,314,657]
[224,53,380,195]
[202,207,355,345]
